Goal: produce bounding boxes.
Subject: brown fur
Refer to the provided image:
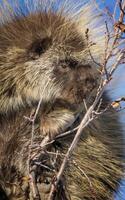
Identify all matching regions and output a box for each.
[0,1,124,200]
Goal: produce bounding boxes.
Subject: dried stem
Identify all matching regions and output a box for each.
[48,1,125,199]
[24,1,125,199]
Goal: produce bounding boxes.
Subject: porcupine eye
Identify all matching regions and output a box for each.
[58,58,78,73]
[29,37,52,58]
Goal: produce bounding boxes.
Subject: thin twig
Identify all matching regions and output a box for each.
[48,1,125,199]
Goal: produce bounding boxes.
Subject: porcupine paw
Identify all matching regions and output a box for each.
[39,108,76,140]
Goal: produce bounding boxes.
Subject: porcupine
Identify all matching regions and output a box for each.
[0,0,124,199]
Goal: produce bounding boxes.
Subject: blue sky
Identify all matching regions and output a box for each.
[0,0,125,199]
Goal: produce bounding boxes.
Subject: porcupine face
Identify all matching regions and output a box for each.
[0,11,99,113]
